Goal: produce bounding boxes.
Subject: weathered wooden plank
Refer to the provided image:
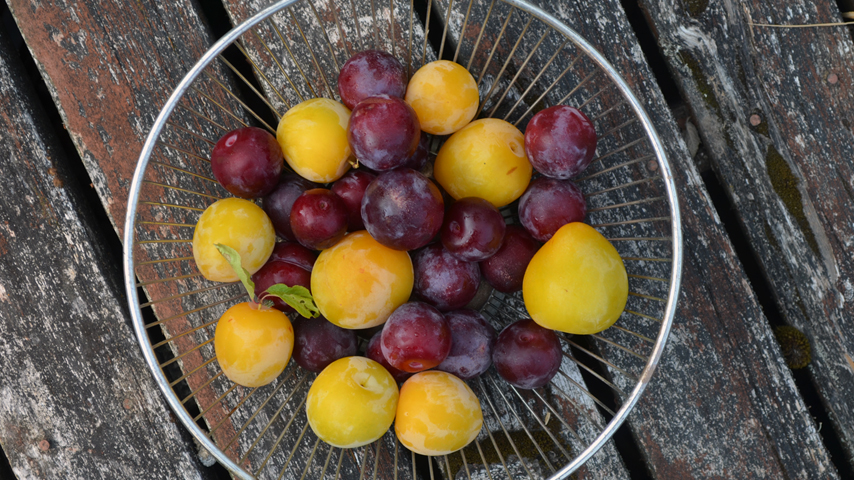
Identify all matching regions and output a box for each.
[437,0,839,478]
[7,0,204,234]
[4,0,265,475]
[0,21,211,480]
[636,0,854,469]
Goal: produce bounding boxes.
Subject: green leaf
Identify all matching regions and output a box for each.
[265,284,320,319]
[215,243,256,302]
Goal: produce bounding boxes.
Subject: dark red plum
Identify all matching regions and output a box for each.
[331,170,376,231]
[381,302,451,373]
[338,49,408,110]
[518,176,586,242]
[366,330,413,383]
[525,105,597,179]
[292,316,357,372]
[262,174,318,241]
[290,188,348,250]
[441,197,506,262]
[479,225,539,293]
[399,132,431,171]
[361,168,444,251]
[348,95,421,171]
[413,244,480,311]
[435,309,496,380]
[493,319,562,389]
[252,260,311,313]
[268,241,317,272]
[211,127,283,199]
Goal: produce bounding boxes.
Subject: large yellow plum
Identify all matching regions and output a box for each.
[433,118,532,207]
[306,356,399,448]
[277,98,353,183]
[523,222,628,335]
[311,231,413,329]
[405,60,478,135]
[395,371,483,456]
[193,197,276,282]
[215,302,294,387]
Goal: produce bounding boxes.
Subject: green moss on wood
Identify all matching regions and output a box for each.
[684,0,709,17]
[773,325,811,369]
[679,51,721,118]
[764,145,819,256]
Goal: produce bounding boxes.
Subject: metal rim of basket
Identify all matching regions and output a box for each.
[122,0,683,478]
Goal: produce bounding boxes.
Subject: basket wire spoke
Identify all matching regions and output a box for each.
[255,391,310,475]
[157,140,211,163]
[474,13,530,114]
[552,368,614,419]
[476,380,536,479]
[139,282,236,309]
[217,55,284,118]
[145,293,243,329]
[240,373,309,466]
[485,377,560,473]
[485,30,553,119]
[124,0,681,478]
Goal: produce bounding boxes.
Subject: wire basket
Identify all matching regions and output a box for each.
[123,0,682,478]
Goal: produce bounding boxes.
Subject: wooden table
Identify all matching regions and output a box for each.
[0,0,852,478]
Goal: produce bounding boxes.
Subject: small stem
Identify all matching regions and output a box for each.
[215,243,258,303]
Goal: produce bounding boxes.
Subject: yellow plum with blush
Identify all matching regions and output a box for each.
[434,118,532,208]
[277,97,353,183]
[310,231,414,329]
[405,60,479,135]
[192,197,276,282]
[306,356,399,448]
[395,371,483,455]
[214,302,294,387]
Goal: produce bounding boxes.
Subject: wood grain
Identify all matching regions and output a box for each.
[636,0,854,468]
[4,0,258,475]
[435,0,839,478]
[0,22,211,480]
[5,0,848,478]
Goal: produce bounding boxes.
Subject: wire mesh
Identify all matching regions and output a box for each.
[123,0,682,478]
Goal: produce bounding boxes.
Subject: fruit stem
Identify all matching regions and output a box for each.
[215,243,320,318]
[255,292,276,310]
[248,298,273,312]
[215,243,257,303]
